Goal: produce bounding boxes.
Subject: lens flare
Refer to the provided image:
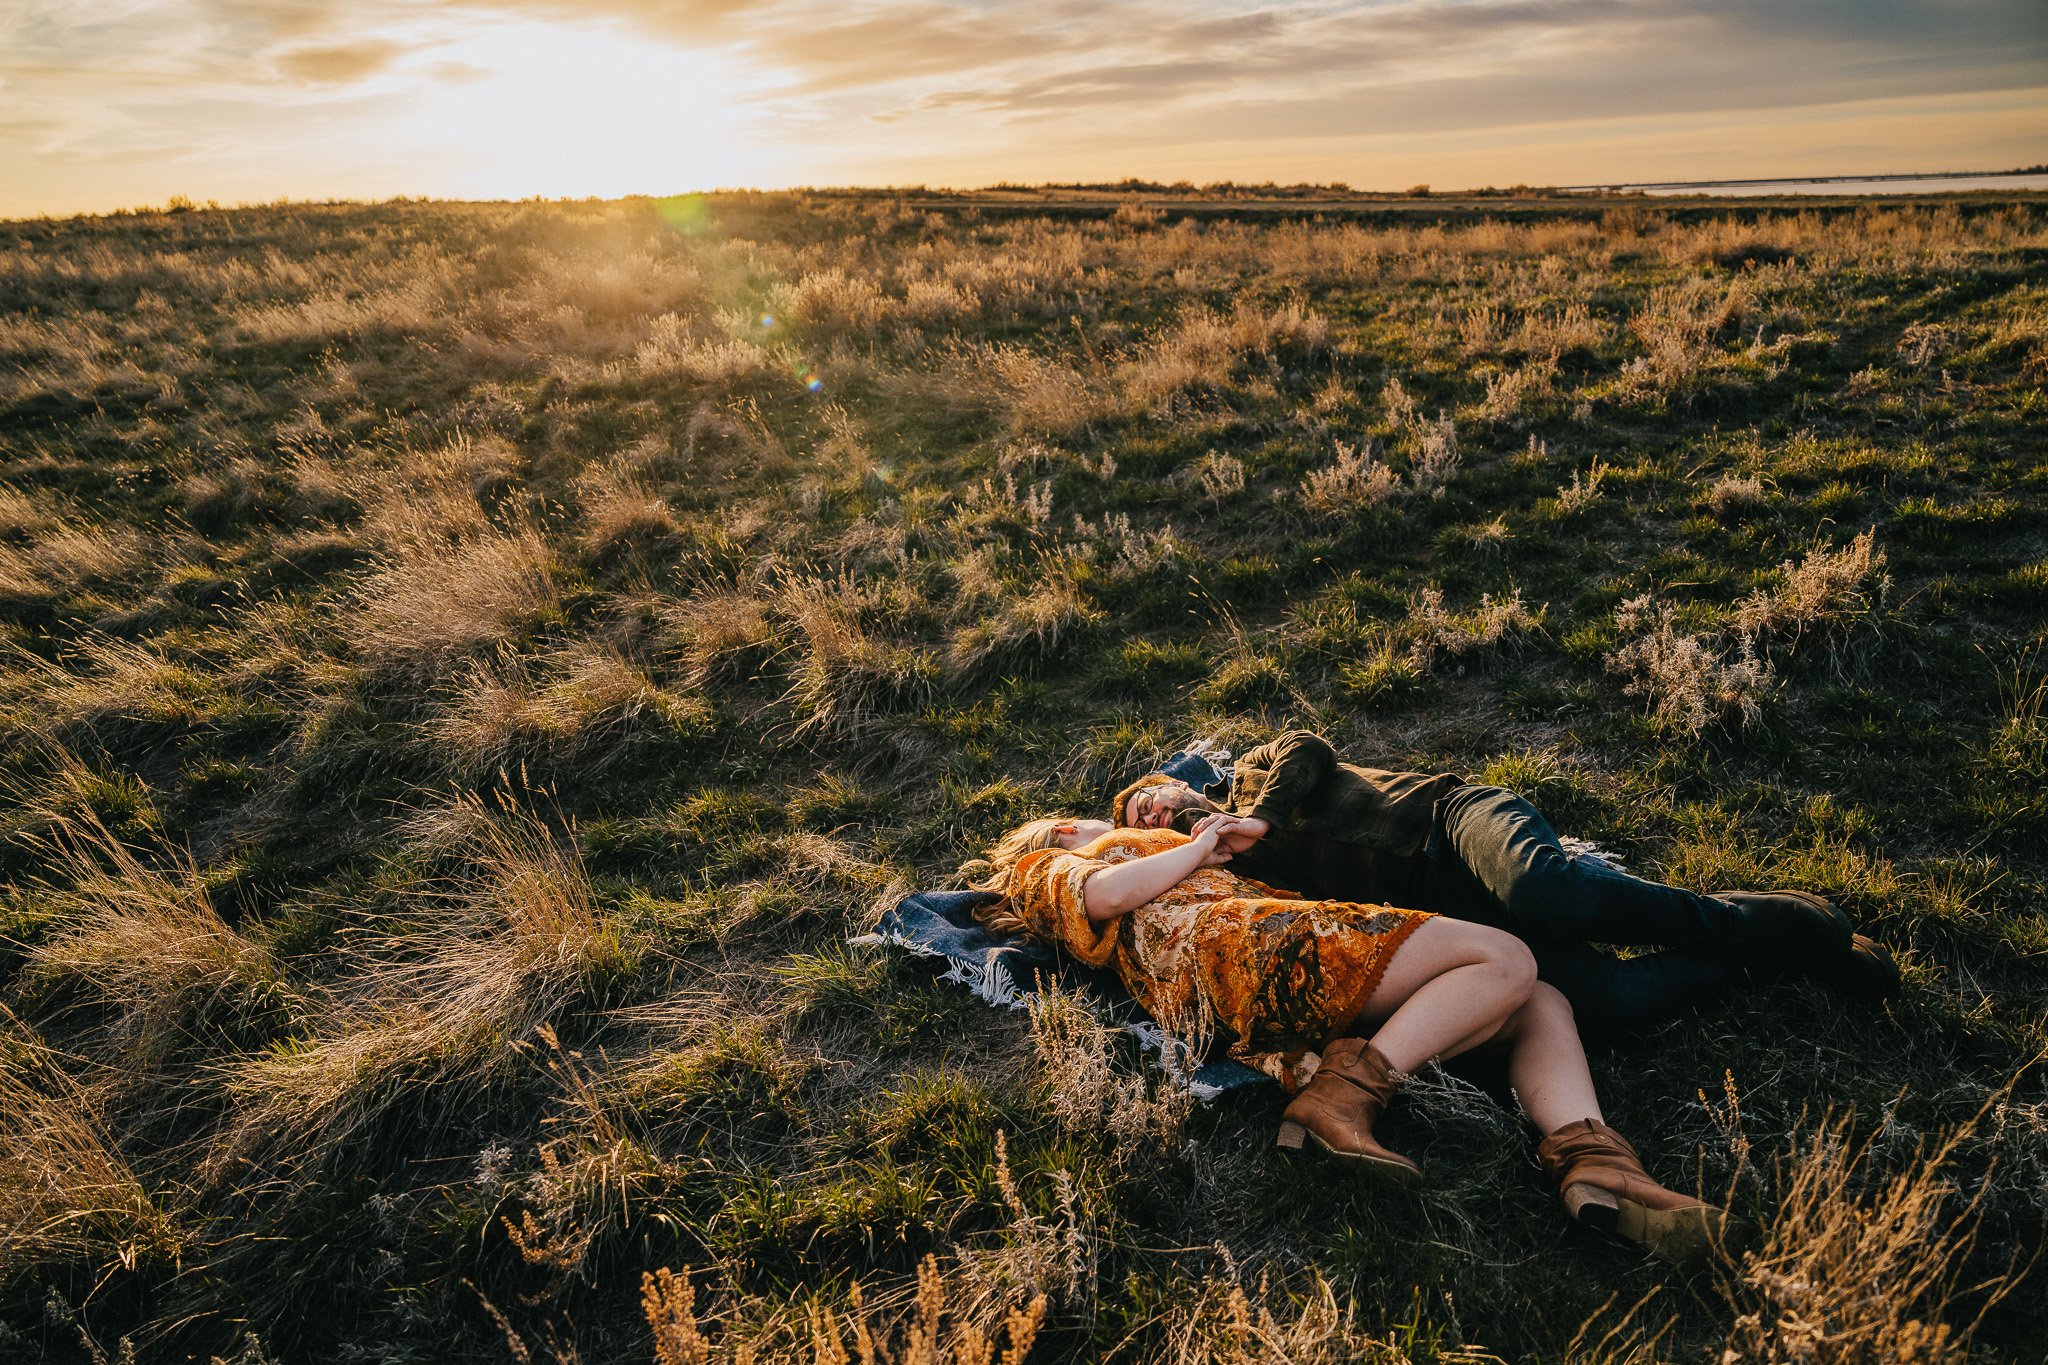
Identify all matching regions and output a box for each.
[656,194,710,235]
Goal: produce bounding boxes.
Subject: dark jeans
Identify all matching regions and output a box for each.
[1417,785,1749,1033]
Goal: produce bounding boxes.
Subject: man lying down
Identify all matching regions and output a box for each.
[1112,728,1897,1033]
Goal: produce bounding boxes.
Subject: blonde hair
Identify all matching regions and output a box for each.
[963,817,1070,936]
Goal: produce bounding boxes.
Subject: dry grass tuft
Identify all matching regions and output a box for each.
[1026,985,1193,1153]
[1154,1264,1454,1364]
[431,645,703,775]
[775,268,890,340]
[640,1254,1046,1365]
[1608,594,1775,733]
[1086,512,1186,580]
[778,574,936,737]
[0,483,59,540]
[1717,1102,2024,1365]
[954,471,1055,537]
[665,588,780,688]
[12,635,224,745]
[0,521,154,607]
[1380,376,1419,433]
[498,1024,667,1291]
[1986,654,2047,790]
[1121,302,1330,411]
[958,1130,1095,1322]
[1706,472,1768,515]
[352,434,522,554]
[1300,441,1399,519]
[209,796,630,1179]
[1195,452,1247,502]
[637,314,776,386]
[351,525,561,679]
[0,1005,183,1277]
[575,463,680,563]
[1555,459,1610,514]
[24,812,285,1065]
[1734,529,1888,647]
[1403,586,1542,671]
[1475,359,1557,426]
[948,565,1100,674]
[983,345,1106,438]
[1405,413,1461,495]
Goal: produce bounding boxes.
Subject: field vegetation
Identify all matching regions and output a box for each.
[1,187,2045,1362]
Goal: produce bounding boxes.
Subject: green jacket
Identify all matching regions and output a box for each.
[1217,730,1465,902]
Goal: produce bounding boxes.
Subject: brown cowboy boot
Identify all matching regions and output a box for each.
[1537,1118,1750,1264]
[1274,1039,1422,1185]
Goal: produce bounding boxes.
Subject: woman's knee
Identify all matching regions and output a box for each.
[1520,980,1576,1030]
[1438,919,1538,994]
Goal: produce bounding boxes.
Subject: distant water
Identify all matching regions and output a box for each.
[1605,174,2048,197]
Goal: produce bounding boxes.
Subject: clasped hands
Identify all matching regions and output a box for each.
[1183,812,1271,863]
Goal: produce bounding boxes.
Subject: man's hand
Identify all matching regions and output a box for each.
[1186,812,1247,865]
[1211,815,1269,854]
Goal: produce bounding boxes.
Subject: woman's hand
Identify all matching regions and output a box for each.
[1187,812,1244,865]
[1081,816,1242,921]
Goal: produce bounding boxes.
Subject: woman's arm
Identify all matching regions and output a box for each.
[1081,814,1241,922]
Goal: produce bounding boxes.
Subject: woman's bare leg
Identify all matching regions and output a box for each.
[1488,982,1603,1133]
[1350,917,1538,1074]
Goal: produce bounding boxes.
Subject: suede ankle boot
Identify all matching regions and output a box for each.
[1537,1117,1750,1264]
[1275,1039,1422,1185]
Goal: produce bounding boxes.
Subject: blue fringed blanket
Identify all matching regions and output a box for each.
[859,887,1269,1099]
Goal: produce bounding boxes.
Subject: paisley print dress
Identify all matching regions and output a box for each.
[1007,828,1432,1089]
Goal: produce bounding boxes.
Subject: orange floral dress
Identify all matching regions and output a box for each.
[1007,828,1432,1089]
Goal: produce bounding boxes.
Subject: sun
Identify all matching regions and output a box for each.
[412,19,771,199]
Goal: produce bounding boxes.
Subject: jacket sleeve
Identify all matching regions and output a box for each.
[1241,730,1336,828]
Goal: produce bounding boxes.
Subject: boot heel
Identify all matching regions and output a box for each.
[1563,1181,1621,1232]
[1275,1120,1307,1151]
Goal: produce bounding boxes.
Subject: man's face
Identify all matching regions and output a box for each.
[1124,781,1214,829]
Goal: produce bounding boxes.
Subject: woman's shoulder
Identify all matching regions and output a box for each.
[1078,828,1186,862]
[1012,846,1066,878]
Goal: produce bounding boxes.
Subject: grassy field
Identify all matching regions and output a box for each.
[1,187,2044,1363]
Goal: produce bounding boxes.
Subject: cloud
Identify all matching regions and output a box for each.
[274,38,408,83]
[425,0,774,42]
[5,0,2046,215]
[428,59,492,83]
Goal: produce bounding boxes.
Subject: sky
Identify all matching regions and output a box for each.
[2,0,2045,217]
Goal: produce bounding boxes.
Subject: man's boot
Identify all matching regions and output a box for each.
[1712,889,1852,958]
[1274,1039,1422,1185]
[1822,932,1902,998]
[1537,1118,1751,1264]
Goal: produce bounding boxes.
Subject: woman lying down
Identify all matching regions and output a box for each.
[970,812,1748,1265]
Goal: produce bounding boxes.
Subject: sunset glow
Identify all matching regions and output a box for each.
[407,22,769,200]
[2,0,2044,216]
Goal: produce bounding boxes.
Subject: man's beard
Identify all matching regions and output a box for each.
[1169,807,1208,835]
